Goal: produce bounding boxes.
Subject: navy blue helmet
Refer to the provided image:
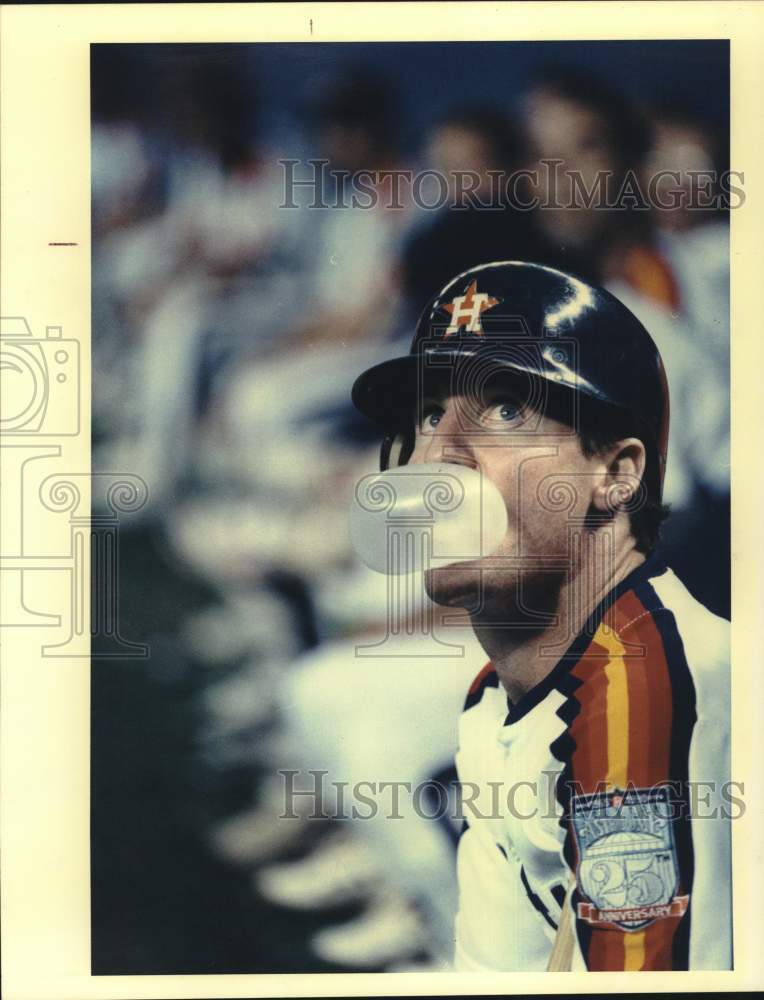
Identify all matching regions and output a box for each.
[351,260,670,499]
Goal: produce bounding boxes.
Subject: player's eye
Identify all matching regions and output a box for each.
[418,404,444,434]
[483,399,524,425]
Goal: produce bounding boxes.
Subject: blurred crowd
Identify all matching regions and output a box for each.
[92,49,730,971]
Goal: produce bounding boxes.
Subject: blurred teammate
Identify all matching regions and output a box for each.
[519,72,730,615]
[401,107,532,314]
[637,104,730,617]
[519,68,656,292]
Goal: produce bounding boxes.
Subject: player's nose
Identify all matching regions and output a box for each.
[422,399,478,470]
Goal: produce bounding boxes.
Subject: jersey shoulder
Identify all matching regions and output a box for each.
[648,568,730,703]
[555,564,721,794]
[463,661,499,711]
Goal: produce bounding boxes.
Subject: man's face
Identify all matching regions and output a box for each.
[642,120,716,232]
[427,125,496,201]
[405,378,602,611]
[523,89,617,245]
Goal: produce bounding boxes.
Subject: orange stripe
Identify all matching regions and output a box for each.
[612,590,649,660]
[569,653,609,792]
[625,652,651,787]
[600,627,630,789]
[621,245,682,311]
[624,600,679,970]
[467,661,494,695]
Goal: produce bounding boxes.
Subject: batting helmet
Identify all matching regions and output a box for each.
[351,260,670,500]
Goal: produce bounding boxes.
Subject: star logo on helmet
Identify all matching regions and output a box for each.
[442,280,500,336]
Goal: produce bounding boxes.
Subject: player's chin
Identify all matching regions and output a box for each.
[424,562,484,609]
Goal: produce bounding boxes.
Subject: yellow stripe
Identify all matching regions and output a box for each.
[592,625,646,971]
[623,930,646,970]
[593,623,630,790]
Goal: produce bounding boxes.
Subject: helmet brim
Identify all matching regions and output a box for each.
[352,352,450,428]
[351,345,604,429]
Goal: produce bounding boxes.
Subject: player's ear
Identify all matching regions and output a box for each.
[591,437,646,514]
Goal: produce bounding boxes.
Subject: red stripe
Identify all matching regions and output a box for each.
[642,917,680,969]
[568,643,612,970]
[631,621,673,789]
[569,634,622,968]
[587,927,624,971]
[620,596,678,969]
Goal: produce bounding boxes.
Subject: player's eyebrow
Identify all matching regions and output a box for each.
[481,384,526,405]
[420,394,447,411]
[413,389,451,420]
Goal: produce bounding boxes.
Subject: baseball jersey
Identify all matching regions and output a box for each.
[454,549,731,971]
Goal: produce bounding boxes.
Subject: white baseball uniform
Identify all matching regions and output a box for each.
[454,549,731,971]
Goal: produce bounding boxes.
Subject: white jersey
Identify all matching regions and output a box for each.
[454,550,731,971]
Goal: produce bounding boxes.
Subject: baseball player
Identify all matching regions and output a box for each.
[351,261,731,971]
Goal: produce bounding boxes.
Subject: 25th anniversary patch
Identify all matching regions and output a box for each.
[571,785,689,931]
